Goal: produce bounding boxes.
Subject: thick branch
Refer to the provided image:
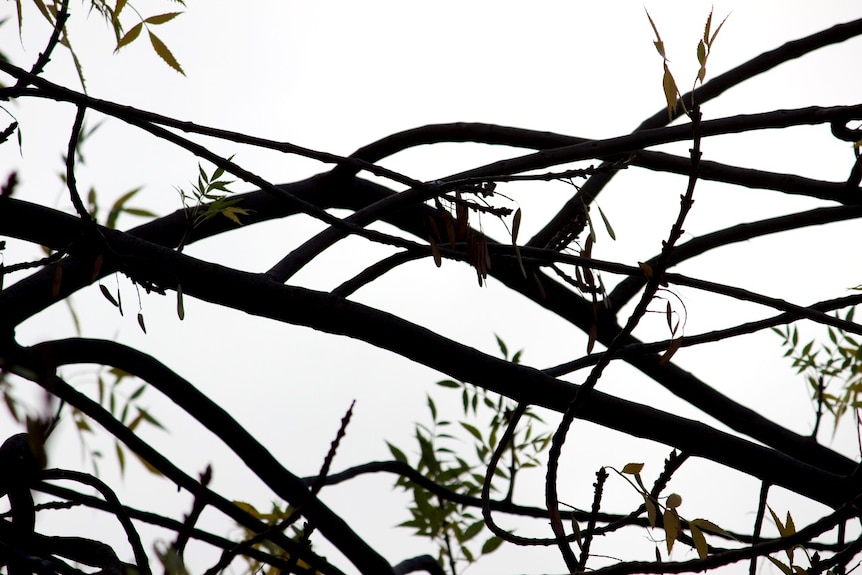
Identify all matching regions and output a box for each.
[14,338,393,575]
[1,230,853,507]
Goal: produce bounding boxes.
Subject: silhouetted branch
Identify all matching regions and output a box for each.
[588,495,862,575]
[0,362,348,575]
[33,481,334,575]
[529,17,862,248]
[40,469,150,574]
[11,338,392,575]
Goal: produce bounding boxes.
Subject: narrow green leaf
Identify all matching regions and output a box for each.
[784,511,796,535]
[115,440,126,474]
[690,518,733,538]
[643,494,657,527]
[462,519,484,542]
[121,207,157,218]
[495,334,508,358]
[144,12,182,25]
[148,30,185,75]
[767,505,792,537]
[137,408,166,430]
[176,283,185,320]
[436,379,461,388]
[114,22,142,52]
[106,186,144,228]
[709,13,730,48]
[644,9,665,57]
[131,450,164,476]
[460,422,483,442]
[461,545,474,563]
[662,66,679,119]
[481,536,503,554]
[220,206,249,225]
[127,411,143,431]
[513,244,527,278]
[115,0,128,20]
[596,204,616,240]
[664,509,680,553]
[703,9,713,45]
[511,207,521,244]
[129,383,147,401]
[386,441,408,463]
[690,523,708,558]
[768,556,794,575]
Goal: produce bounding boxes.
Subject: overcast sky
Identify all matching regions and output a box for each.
[2,2,862,574]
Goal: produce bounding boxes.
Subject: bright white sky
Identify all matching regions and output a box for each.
[2,2,862,574]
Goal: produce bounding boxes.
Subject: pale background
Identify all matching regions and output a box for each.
[1,1,861,574]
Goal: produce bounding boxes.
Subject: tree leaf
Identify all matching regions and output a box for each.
[666,493,682,509]
[663,509,680,554]
[115,0,129,20]
[176,283,185,320]
[644,9,665,58]
[220,206,249,225]
[709,13,730,48]
[784,510,796,535]
[512,207,521,244]
[100,284,119,307]
[697,40,708,83]
[115,440,126,474]
[495,334,508,358]
[114,22,142,52]
[703,9,713,46]
[587,323,597,354]
[659,337,684,366]
[643,494,657,527]
[462,519,484,542]
[768,505,793,537]
[597,204,616,240]
[144,12,183,25]
[513,244,527,278]
[622,462,644,475]
[690,518,733,539]
[460,422,483,442]
[481,536,503,554]
[436,379,460,388]
[131,450,163,476]
[690,523,708,558]
[429,236,441,267]
[662,66,679,119]
[386,441,407,463]
[148,30,185,75]
[768,556,794,575]
[106,186,144,228]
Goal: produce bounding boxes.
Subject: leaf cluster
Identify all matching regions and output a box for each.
[230,500,316,575]
[616,462,731,560]
[112,3,185,75]
[178,159,249,230]
[772,306,862,435]
[13,0,187,89]
[646,8,728,119]
[387,336,549,573]
[72,367,166,477]
[765,505,828,575]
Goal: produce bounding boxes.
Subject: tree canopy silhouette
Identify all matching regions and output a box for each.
[1,3,861,575]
